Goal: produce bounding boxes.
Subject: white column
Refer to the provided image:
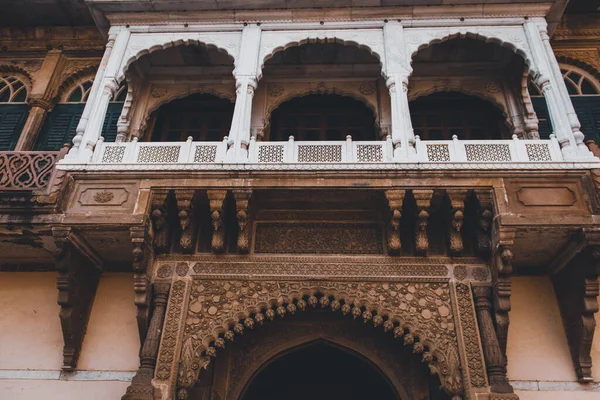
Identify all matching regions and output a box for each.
[535,19,593,158]
[227,25,261,161]
[383,22,416,161]
[64,26,130,162]
[523,20,591,160]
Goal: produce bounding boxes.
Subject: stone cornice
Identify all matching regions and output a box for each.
[0,27,105,52]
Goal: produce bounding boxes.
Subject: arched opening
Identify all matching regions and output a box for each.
[241,341,398,400]
[269,94,377,141]
[260,42,384,141]
[410,36,527,139]
[410,92,510,140]
[0,74,29,151]
[124,43,235,141]
[150,93,234,142]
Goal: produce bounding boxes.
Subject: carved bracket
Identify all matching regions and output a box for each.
[207,190,228,253]
[53,227,102,371]
[233,189,252,254]
[447,190,467,255]
[413,190,433,255]
[553,229,600,383]
[175,189,197,254]
[131,224,153,344]
[474,189,494,256]
[151,190,171,254]
[385,189,406,255]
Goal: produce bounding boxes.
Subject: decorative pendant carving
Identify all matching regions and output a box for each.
[447,190,467,255]
[175,190,197,253]
[413,190,433,254]
[474,190,494,256]
[385,189,406,255]
[151,190,171,254]
[207,190,227,253]
[233,189,252,254]
[131,224,153,343]
[53,227,102,371]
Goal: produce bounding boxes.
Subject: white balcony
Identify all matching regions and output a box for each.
[57,134,600,171]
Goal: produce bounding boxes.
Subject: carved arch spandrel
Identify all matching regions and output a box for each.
[258,29,386,80]
[175,279,464,398]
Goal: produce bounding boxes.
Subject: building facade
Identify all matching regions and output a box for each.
[1,0,600,399]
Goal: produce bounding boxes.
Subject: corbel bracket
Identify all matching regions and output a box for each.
[385,189,406,255]
[446,189,467,255]
[474,189,494,256]
[151,190,171,254]
[233,189,252,254]
[207,190,228,253]
[175,189,197,254]
[53,227,102,371]
[413,189,433,255]
[131,223,153,344]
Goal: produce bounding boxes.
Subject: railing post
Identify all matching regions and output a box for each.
[452,135,466,161]
[285,136,295,163]
[179,137,193,163]
[124,137,138,163]
[91,137,105,163]
[549,134,563,161]
[414,135,424,161]
[384,135,393,162]
[248,136,257,163]
[511,134,526,161]
[346,135,353,163]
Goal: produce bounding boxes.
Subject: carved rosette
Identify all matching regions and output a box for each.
[413,190,433,254]
[447,190,467,255]
[385,189,406,255]
[233,189,252,254]
[176,280,464,398]
[207,190,227,253]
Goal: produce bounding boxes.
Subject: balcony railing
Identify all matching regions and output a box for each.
[0,151,64,190]
[56,134,599,171]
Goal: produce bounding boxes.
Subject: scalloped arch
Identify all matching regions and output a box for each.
[118,39,237,85]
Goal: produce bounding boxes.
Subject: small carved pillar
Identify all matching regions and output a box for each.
[474,189,494,256]
[472,286,513,394]
[413,190,433,254]
[553,230,600,383]
[151,190,171,254]
[233,189,252,254]
[131,225,153,344]
[175,189,197,253]
[385,189,406,255]
[53,227,102,370]
[122,283,171,400]
[491,226,516,362]
[447,189,467,255]
[207,190,228,253]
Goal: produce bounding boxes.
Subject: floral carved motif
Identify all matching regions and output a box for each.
[151,85,167,98]
[93,190,114,203]
[176,279,463,398]
[453,266,467,281]
[267,83,284,97]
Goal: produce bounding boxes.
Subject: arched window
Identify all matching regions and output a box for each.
[0,74,30,150]
[529,66,600,142]
[36,78,127,150]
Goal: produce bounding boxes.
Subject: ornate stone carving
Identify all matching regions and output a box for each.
[93,190,115,203]
[151,85,167,98]
[131,224,153,343]
[473,267,489,282]
[358,82,376,95]
[453,266,467,281]
[413,190,433,254]
[267,83,284,97]
[553,234,600,383]
[474,189,494,256]
[122,283,170,400]
[472,286,512,393]
[175,190,197,253]
[233,190,252,254]
[385,189,406,255]
[207,190,227,253]
[151,190,171,254]
[176,279,463,398]
[447,190,467,255]
[254,222,384,254]
[53,227,101,370]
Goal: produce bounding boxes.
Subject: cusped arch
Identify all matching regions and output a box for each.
[118,33,240,85]
[234,337,409,400]
[406,27,536,77]
[139,88,235,140]
[56,66,98,103]
[177,280,463,398]
[0,65,33,89]
[258,30,386,80]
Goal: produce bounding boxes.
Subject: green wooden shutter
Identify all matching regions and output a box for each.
[0,104,28,151]
[101,103,124,142]
[571,96,600,144]
[36,104,84,151]
[531,97,553,139]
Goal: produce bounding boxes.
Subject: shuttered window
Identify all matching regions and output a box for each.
[572,97,600,144]
[36,104,84,151]
[0,104,28,151]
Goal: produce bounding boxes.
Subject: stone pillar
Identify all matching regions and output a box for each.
[383,22,416,161]
[523,20,592,160]
[472,286,513,394]
[64,27,130,162]
[228,25,261,161]
[122,283,171,400]
[14,50,65,151]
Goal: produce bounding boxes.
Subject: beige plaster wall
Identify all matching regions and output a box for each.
[0,379,129,400]
[0,272,63,370]
[78,273,140,371]
[515,391,600,400]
